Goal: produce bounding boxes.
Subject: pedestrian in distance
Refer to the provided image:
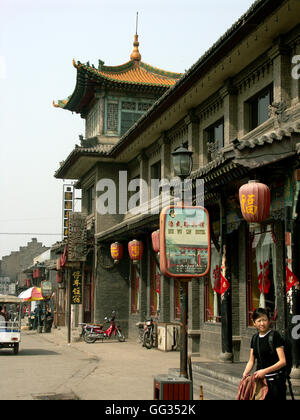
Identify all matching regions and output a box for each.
[0,306,6,326]
[1,305,10,321]
[242,307,287,400]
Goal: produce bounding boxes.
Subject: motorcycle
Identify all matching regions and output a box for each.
[142,317,155,349]
[81,311,125,344]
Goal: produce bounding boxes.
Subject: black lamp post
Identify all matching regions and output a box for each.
[171,144,193,379]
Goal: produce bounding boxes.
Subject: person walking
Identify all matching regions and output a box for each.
[0,306,6,327]
[1,305,10,321]
[242,307,287,401]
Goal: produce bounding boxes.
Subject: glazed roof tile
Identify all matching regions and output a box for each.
[53,59,182,110]
[78,60,181,87]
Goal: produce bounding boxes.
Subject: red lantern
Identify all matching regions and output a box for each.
[239,180,270,223]
[128,240,143,263]
[110,242,124,262]
[151,230,160,253]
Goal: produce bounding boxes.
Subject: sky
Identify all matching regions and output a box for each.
[0,0,255,260]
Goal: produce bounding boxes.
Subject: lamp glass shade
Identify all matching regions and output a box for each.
[172,145,193,178]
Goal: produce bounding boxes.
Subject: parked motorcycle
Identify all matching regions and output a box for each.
[142,317,155,349]
[81,311,125,343]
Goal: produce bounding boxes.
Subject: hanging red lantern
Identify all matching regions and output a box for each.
[128,239,143,264]
[151,230,160,253]
[110,242,124,262]
[239,180,270,223]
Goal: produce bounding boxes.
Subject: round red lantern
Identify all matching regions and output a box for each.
[151,230,160,253]
[239,180,270,223]
[110,242,124,263]
[128,239,143,264]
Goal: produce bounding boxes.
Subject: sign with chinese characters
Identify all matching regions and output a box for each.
[71,270,82,304]
[67,212,87,262]
[240,193,257,216]
[160,205,210,278]
[62,184,74,239]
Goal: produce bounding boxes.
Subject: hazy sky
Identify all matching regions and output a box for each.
[0,0,254,260]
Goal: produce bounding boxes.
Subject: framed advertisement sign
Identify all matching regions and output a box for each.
[160,205,210,278]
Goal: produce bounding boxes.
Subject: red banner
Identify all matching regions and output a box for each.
[286,266,299,292]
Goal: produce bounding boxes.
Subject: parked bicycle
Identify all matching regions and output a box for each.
[80,310,125,344]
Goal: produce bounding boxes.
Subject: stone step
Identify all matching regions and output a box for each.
[192,373,238,400]
[169,364,300,400]
[168,366,239,400]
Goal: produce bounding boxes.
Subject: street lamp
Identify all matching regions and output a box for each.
[171,144,193,379]
[171,144,193,181]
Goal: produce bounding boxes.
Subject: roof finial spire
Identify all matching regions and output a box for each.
[130,12,141,64]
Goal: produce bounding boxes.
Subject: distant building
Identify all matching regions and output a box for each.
[0,238,49,292]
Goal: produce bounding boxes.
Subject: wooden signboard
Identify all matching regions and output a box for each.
[71,270,82,304]
[67,212,87,262]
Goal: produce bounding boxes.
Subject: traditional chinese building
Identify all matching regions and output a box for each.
[53,33,182,330]
[54,0,300,398]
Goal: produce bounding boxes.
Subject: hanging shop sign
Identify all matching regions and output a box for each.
[160,205,210,278]
[110,242,124,262]
[71,270,82,304]
[41,280,52,298]
[239,180,270,223]
[62,184,74,240]
[151,230,160,253]
[128,240,144,264]
[67,212,87,262]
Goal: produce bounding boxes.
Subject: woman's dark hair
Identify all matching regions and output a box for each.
[252,307,271,322]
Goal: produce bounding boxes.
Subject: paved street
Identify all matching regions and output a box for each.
[0,330,99,400]
[0,329,182,400]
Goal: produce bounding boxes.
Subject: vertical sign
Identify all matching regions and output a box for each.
[67,212,87,262]
[71,270,82,304]
[62,184,74,240]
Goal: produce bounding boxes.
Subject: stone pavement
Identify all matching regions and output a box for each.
[39,326,214,400]
[39,327,299,400]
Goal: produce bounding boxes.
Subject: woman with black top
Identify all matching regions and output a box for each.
[242,308,287,400]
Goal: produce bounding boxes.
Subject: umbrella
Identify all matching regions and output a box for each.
[18,287,44,302]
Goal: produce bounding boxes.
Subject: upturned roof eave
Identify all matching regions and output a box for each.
[56,60,181,113]
[54,147,113,179]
